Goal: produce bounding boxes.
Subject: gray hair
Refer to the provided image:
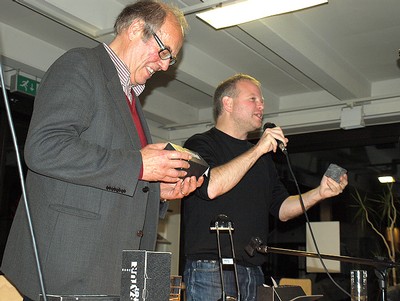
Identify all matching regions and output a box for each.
[114,0,188,40]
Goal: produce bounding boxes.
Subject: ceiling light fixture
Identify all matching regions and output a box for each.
[378,176,396,184]
[340,106,365,130]
[196,0,328,29]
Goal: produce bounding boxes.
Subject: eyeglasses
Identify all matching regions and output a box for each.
[152,32,177,66]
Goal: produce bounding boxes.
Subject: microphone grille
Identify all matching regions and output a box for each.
[263,122,276,130]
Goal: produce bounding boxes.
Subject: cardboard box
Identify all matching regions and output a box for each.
[164,143,209,178]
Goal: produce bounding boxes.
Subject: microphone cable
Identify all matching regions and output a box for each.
[267,123,351,298]
[0,64,48,301]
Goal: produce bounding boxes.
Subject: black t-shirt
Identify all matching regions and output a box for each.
[182,127,289,266]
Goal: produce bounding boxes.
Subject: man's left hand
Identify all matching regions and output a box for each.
[160,176,204,200]
[319,173,348,199]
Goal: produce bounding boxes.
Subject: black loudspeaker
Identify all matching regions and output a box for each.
[120,250,171,301]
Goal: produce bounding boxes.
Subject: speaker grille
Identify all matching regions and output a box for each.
[121,250,171,301]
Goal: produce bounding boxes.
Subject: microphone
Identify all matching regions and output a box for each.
[263,122,287,154]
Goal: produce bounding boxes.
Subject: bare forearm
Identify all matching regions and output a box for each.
[279,187,323,221]
[207,145,264,199]
[279,173,347,221]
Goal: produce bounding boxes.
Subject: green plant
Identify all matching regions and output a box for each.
[351,183,399,284]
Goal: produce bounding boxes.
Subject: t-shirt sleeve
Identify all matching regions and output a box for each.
[183,134,215,200]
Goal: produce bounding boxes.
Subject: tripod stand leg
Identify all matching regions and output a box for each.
[216,229,228,301]
[228,228,241,301]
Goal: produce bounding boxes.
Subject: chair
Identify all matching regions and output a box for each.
[279,278,312,296]
[0,275,23,301]
[170,275,183,301]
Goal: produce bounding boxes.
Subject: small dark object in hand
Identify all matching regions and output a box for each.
[324,163,347,183]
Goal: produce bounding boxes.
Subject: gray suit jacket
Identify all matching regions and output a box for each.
[1,44,162,300]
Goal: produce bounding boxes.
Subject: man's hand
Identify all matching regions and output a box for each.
[141,143,193,183]
[279,173,348,222]
[319,173,348,199]
[257,125,288,154]
[160,176,204,200]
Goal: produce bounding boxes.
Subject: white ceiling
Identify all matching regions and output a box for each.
[0,0,399,146]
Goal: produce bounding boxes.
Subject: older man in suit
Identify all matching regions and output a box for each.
[1,1,203,300]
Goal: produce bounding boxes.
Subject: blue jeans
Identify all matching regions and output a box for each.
[184,259,264,301]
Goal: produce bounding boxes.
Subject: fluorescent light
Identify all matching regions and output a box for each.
[378,176,395,184]
[197,0,328,29]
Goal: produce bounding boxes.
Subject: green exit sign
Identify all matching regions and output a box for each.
[10,74,39,97]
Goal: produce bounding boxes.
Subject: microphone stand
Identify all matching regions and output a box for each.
[0,65,48,300]
[246,237,400,301]
[211,214,241,301]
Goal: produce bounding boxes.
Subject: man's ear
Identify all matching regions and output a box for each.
[222,96,233,113]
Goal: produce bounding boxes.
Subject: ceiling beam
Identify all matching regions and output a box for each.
[241,15,371,100]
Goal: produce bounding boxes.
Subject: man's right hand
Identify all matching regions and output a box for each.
[258,125,288,154]
[140,143,192,182]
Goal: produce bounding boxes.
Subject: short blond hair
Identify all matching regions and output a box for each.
[213,74,261,120]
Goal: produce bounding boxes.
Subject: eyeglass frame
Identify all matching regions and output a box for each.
[152,32,177,66]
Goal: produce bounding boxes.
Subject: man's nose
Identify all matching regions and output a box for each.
[159,59,170,71]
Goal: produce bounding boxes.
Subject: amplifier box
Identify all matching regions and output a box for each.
[120,250,171,301]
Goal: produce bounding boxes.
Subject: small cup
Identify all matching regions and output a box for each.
[351,270,368,301]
